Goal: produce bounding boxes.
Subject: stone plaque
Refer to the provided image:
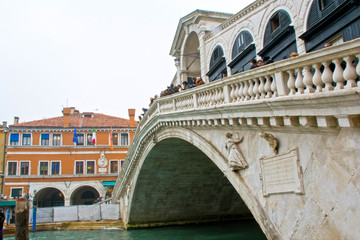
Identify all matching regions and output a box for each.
[98,168,107,173]
[259,148,304,197]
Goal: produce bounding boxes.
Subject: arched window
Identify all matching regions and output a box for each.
[228,31,256,74]
[300,0,360,52]
[206,46,227,82]
[258,10,297,62]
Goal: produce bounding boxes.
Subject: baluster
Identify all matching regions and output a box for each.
[248,79,255,100]
[220,88,225,104]
[271,74,277,97]
[264,75,272,98]
[303,66,314,93]
[313,63,323,92]
[243,81,250,100]
[287,69,296,95]
[208,90,213,106]
[235,83,240,102]
[322,61,334,91]
[343,56,357,88]
[230,84,236,103]
[239,82,245,101]
[333,58,345,90]
[295,68,305,94]
[212,89,216,105]
[198,93,203,107]
[259,77,266,98]
[214,89,220,105]
[253,78,260,99]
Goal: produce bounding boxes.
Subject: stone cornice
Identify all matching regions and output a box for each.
[204,0,268,41]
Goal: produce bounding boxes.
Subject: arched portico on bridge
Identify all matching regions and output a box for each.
[122,128,280,239]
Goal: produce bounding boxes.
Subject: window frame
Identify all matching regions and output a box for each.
[112,133,119,146]
[86,160,96,174]
[87,133,94,146]
[22,133,32,146]
[40,133,50,146]
[52,134,61,146]
[10,187,23,198]
[120,133,129,146]
[9,133,19,146]
[77,133,84,146]
[120,160,124,168]
[75,160,85,175]
[39,161,49,175]
[109,160,119,174]
[7,161,18,176]
[20,161,30,176]
[51,161,61,175]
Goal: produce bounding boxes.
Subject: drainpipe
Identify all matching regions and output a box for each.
[2,123,8,195]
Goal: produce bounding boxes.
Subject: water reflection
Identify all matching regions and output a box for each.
[4,220,266,240]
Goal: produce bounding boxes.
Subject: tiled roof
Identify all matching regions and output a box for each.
[10,112,134,128]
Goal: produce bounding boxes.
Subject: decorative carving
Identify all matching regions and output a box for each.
[98,151,108,167]
[259,132,278,155]
[225,132,248,171]
[259,148,304,197]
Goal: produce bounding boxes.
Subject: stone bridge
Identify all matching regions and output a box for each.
[112,39,360,239]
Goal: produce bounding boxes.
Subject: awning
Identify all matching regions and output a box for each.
[103,181,116,188]
[0,201,16,207]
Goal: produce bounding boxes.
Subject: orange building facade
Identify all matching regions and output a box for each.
[4,107,136,207]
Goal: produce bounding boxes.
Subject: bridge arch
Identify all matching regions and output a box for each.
[125,127,280,238]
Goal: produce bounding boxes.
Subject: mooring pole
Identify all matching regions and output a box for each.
[15,199,29,240]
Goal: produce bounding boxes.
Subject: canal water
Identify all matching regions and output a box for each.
[4,220,266,240]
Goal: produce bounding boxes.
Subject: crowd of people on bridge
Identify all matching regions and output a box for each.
[138,52,304,121]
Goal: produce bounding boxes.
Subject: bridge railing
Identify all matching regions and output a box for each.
[138,38,360,130]
[113,38,360,200]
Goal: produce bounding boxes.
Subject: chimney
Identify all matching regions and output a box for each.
[62,107,74,128]
[2,121,7,128]
[128,109,136,127]
[14,117,19,124]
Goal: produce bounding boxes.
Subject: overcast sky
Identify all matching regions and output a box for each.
[0,0,254,125]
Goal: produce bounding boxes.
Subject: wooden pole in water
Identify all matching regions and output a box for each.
[15,199,29,240]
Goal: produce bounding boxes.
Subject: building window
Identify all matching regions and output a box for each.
[52,134,61,146]
[75,161,84,174]
[51,162,60,175]
[10,133,19,146]
[22,134,31,146]
[110,160,118,173]
[112,133,118,145]
[11,188,23,198]
[271,13,280,32]
[120,133,129,146]
[8,162,17,175]
[87,134,94,145]
[120,160,124,168]
[87,161,95,174]
[20,162,29,175]
[41,134,50,146]
[77,134,84,145]
[39,162,48,175]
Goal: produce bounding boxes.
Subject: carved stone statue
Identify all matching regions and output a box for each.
[225,132,248,171]
[259,132,278,155]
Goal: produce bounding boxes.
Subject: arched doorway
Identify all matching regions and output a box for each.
[259,10,297,61]
[182,32,201,84]
[228,30,256,74]
[70,186,100,205]
[206,45,227,82]
[33,187,64,207]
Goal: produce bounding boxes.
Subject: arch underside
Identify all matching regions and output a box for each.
[128,138,253,226]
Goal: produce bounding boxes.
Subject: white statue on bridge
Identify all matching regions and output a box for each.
[225,132,248,171]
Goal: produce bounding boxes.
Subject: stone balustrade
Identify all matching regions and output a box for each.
[138,38,360,130]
